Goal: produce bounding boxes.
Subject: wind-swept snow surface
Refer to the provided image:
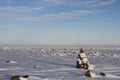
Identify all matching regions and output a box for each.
[0,47,120,80]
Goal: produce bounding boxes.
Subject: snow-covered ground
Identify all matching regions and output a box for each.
[0,47,120,80]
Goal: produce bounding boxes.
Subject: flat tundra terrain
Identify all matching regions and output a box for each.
[0,47,120,80]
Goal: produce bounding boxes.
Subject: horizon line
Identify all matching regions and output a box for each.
[0,44,120,48]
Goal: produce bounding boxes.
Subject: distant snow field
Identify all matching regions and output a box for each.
[0,47,120,80]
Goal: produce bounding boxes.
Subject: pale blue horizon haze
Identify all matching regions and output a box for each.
[0,0,120,46]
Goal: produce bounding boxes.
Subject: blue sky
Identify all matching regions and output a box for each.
[0,0,120,46]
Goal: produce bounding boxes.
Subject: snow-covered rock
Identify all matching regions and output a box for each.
[5,60,17,64]
[85,70,96,78]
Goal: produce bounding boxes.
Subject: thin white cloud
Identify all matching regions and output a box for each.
[0,0,103,23]
[5,0,117,7]
[41,0,117,7]
[44,10,95,19]
[0,9,97,22]
[0,6,44,13]
[42,0,66,6]
[100,0,116,6]
[82,0,117,7]
[11,10,98,22]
